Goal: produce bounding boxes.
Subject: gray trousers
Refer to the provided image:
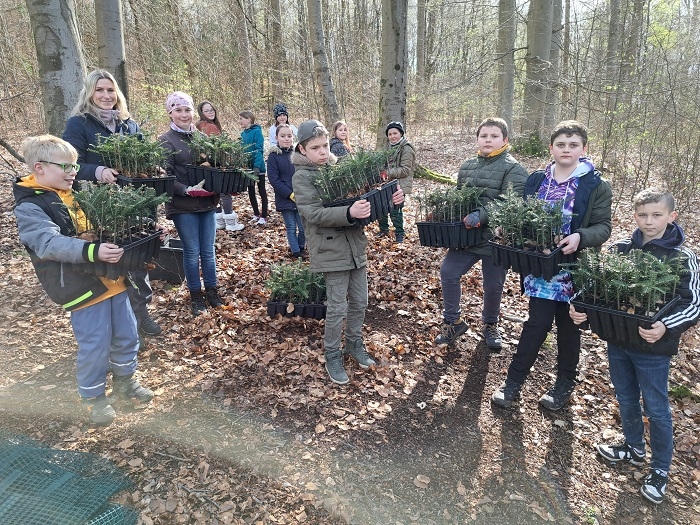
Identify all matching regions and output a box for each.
[323,266,368,352]
[440,250,506,325]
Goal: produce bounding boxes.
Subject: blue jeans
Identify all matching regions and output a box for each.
[440,250,506,324]
[607,344,673,472]
[280,209,306,254]
[172,210,217,292]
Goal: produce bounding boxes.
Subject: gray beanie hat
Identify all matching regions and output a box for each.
[297,119,328,144]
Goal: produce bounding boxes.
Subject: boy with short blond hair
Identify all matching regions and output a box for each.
[13,135,153,426]
[571,188,700,504]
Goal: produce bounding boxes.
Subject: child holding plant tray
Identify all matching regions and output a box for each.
[13,135,154,426]
[292,120,405,385]
[160,91,224,316]
[491,120,612,412]
[434,117,528,350]
[570,188,700,505]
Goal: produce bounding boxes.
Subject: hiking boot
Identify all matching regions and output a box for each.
[434,319,469,346]
[205,287,224,308]
[395,234,405,243]
[138,316,162,337]
[325,350,349,385]
[190,289,207,316]
[491,379,523,408]
[482,322,502,351]
[343,339,377,369]
[376,230,389,238]
[112,374,154,404]
[640,469,668,504]
[539,376,576,411]
[596,442,646,466]
[81,394,116,426]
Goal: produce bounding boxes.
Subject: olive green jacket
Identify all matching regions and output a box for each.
[456,148,528,255]
[291,153,368,273]
[386,138,415,194]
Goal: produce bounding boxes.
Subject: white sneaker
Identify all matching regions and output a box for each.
[215,212,225,230]
[249,215,260,224]
[257,217,267,225]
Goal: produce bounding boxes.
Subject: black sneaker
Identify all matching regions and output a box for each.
[596,442,646,466]
[325,350,349,385]
[483,322,502,350]
[434,319,469,346]
[640,469,668,504]
[539,376,576,411]
[491,379,523,408]
[190,289,207,316]
[343,340,377,369]
[138,317,162,336]
[112,374,154,404]
[81,394,116,426]
[395,234,405,243]
[376,230,389,238]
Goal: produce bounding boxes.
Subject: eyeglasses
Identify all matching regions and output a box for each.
[40,161,80,173]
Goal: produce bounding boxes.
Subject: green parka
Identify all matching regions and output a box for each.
[386,137,416,194]
[457,148,528,256]
[292,153,368,273]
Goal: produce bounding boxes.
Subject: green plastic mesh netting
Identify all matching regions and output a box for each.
[0,431,138,525]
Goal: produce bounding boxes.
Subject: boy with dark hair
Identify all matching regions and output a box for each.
[491,120,613,410]
[292,120,405,384]
[435,117,528,349]
[571,188,700,505]
[13,135,153,426]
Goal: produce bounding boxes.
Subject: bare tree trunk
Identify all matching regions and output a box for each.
[377,0,408,146]
[416,0,426,83]
[497,0,516,129]
[523,0,554,139]
[25,0,86,135]
[269,0,286,102]
[95,0,128,102]
[560,0,571,107]
[306,0,339,123]
[544,0,562,129]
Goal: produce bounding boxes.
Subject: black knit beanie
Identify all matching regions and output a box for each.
[385,121,405,136]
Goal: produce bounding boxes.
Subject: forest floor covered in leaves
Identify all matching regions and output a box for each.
[1,128,699,524]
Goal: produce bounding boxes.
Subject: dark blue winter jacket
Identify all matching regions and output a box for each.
[267,146,296,211]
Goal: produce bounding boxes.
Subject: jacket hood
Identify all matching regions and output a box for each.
[291,151,337,168]
[632,221,685,250]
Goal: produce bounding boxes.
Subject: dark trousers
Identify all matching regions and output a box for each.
[248,169,268,218]
[507,297,581,384]
[126,269,152,320]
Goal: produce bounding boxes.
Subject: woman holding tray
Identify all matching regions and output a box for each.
[63,69,162,338]
[160,91,224,316]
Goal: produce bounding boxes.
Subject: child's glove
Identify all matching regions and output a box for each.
[463,211,481,228]
[186,179,216,197]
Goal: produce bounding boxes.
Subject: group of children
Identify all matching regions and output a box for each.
[13,101,699,505]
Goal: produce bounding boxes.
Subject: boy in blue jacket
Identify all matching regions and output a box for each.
[13,135,153,426]
[570,188,700,505]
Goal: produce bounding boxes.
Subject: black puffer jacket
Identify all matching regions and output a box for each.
[159,128,220,219]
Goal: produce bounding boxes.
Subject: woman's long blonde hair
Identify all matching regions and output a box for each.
[71,69,131,121]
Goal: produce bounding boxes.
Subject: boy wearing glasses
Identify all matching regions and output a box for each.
[13,135,153,426]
